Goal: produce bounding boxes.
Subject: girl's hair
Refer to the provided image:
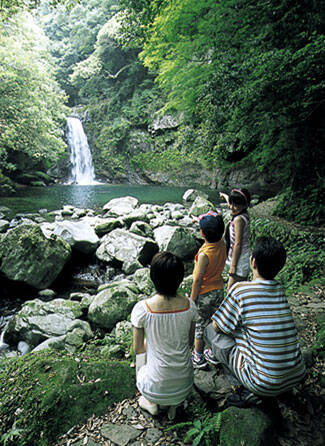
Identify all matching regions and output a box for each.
[150,251,184,298]
[229,188,251,208]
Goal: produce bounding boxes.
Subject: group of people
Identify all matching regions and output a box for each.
[131,189,306,419]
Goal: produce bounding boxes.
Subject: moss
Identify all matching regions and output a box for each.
[0,349,135,446]
[219,407,272,446]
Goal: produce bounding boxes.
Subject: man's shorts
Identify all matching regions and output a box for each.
[195,288,224,339]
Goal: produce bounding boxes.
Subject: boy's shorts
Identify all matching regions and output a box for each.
[195,288,224,340]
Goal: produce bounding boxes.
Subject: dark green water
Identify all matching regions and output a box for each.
[1,184,219,216]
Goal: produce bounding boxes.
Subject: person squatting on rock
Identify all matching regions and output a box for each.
[190,212,227,369]
[131,251,198,419]
[204,236,306,405]
[220,188,251,292]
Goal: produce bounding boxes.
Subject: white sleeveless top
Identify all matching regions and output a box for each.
[227,213,250,264]
[131,298,198,405]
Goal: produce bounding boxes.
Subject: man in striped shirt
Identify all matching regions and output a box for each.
[205,236,306,404]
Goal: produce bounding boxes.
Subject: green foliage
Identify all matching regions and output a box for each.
[274,183,324,226]
[250,215,325,293]
[0,13,68,179]
[0,348,135,446]
[167,402,222,446]
[125,0,324,190]
[0,0,79,21]
[1,422,26,446]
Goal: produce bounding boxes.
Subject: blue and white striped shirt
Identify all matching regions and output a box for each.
[212,279,306,396]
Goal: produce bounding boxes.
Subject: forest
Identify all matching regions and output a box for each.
[0,0,324,224]
[0,2,324,445]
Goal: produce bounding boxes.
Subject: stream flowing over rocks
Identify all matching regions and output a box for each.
[0,191,216,357]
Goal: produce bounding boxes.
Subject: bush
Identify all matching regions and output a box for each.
[250,216,325,293]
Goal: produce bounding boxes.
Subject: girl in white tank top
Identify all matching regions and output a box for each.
[220,188,251,291]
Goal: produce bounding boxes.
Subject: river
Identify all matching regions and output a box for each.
[1,184,219,218]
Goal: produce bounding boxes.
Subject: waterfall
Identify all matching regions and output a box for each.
[0,321,9,352]
[66,117,97,185]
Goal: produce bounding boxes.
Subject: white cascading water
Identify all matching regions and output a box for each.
[66,117,97,185]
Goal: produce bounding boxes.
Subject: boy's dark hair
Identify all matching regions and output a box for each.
[150,251,184,298]
[199,215,224,243]
[229,188,251,208]
[252,237,286,279]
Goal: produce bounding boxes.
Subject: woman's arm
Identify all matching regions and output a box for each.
[190,252,209,302]
[133,326,146,354]
[229,216,244,275]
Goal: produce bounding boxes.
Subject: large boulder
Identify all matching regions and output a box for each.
[189,195,215,216]
[133,267,155,295]
[153,225,199,260]
[33,320,93,353]
[96,228,158,268]
[5,298,86,348]
[0,224,71,289]
[183,189,208,203]
[219,406,272,446]
[41,220,99,255]
[103,196,139,216]
[88,280,139,330]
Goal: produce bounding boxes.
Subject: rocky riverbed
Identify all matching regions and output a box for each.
[0,190,324,446]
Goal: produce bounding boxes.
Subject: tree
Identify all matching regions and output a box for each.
[0,0,79,20]
[0,13,68,180]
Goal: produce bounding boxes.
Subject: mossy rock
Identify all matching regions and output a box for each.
[219,406,272,446]
[0,349,135,446]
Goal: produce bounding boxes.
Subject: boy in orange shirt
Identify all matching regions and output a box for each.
[191,213,226,368]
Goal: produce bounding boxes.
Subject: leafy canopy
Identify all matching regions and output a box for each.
[0,13,68,177]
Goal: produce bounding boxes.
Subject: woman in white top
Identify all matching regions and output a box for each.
[131,251,198,419]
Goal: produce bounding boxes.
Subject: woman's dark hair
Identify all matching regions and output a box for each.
[229,188,251,208]
[252,236,286,279]
[150,251,184,298]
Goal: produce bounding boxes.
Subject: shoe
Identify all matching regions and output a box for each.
[192,350,208,369]
[203,348,219,365]
[225,387,262,408]
[138,396,158,416]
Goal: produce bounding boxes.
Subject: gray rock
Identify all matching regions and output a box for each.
[17,341,31,356]
[0,219,9,233]
[154,225,199,260]
[183,189,208,202]
[189,196,215,216]
[129,221,154,239]
[194,368,233,401]
[133,268,154,295]
[103,196,139,216]
[96,228,158,268]
[41,220,99,255]
[101,423,141,446]
[95,218,123,237]
[6,298,84,347]
[0,224,71,289]
[88,280,139,330]
[38,289,56,300]
[145,428,163,442]
[32,320,93,353]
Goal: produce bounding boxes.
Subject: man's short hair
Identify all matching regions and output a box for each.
[199,215,224,243]
[150,251,184,297]
[252,236,286,279]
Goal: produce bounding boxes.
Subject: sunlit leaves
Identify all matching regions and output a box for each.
[0,13,68,174]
